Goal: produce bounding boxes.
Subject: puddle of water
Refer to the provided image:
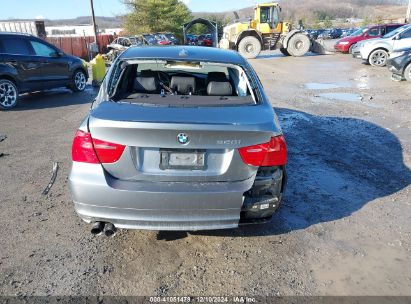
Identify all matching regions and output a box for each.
[305,82,351,90]
[317,92,362,102]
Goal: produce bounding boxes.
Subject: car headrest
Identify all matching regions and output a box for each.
[140,70,157,77]
[134,70,158,93]
[170,76,196,94]
[207,72,228,83]
[207,81,233,96]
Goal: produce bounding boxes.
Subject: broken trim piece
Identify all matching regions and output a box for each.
[42,162,59,195]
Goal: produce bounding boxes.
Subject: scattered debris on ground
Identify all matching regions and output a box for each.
[42,162,59,195]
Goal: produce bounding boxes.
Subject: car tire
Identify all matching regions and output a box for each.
[70,69,87,92]
[0,79,19,110]
[404,63,411,81]
[286,33,311,57]
[369,49,388,67]
[238,36,261,59]
[279,47,290,56]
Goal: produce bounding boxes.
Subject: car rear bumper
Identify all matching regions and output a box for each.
[69,162,256,231]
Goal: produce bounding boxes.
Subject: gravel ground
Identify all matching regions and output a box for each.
[0,51,410,297]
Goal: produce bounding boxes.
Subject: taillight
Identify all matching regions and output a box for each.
[72,130,125,164]
[92,138,125,164]
[238,136,287,167]
[72,130,99,164]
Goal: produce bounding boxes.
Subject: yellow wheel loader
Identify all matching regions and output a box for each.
[219,2,313,59]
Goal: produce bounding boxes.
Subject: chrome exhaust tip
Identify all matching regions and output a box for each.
[91,221,105,235]
[104,222,116,237]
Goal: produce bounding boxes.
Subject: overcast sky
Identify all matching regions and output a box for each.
[0,0,265,20]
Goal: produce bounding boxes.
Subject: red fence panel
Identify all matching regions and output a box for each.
[46,35,114,60]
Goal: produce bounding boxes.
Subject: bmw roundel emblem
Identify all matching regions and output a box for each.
[177,133,189,145]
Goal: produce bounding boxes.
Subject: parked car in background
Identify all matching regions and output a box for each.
[154,33,172,45]
[197,34,213,47]
[388,48,411,81]
[186,34,198,45]
[306,29,326,40]
[142,34,159,45]
[164,33,179,45]
[353,24,411,67]
[318,28,343,39]
[0,32,88,109]
[107,36,143,52]
[334,24,405,54]
[341,28,358,38]
[69,46,287,233]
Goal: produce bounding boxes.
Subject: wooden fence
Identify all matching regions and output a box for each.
[46,35,114,60]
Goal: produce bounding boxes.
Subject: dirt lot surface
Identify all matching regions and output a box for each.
[0,51,410,297]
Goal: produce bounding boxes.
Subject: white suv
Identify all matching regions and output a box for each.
[357,24,411,67]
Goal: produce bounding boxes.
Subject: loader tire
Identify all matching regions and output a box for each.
[238,36,261,59]
[279,47,290,56]
[286,33,311,57]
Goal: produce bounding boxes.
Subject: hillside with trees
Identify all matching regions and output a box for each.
[3,0,407,33]
[193,0,408,28]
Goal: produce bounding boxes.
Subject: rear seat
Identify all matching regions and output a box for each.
[170,76,196,95]
[134,70,159,93]
[206,72,233,96]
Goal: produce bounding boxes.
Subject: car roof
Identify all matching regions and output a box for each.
[0,32,34,37]
[367,23,404,28]
[119,46,247,65]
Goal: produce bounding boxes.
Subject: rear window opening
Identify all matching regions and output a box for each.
[109,60,258,107]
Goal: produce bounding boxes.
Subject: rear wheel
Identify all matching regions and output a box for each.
[279,47,290,56]
[286,33,311,57]
[0,79,18,110]
[369,49,388,67]
[404,63,411,81]
[237,36,261,59]
[70,69,87,92]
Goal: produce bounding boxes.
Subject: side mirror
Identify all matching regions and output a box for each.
[393,35,400,40]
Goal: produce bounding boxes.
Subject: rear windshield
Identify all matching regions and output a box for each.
[108,60,257,107]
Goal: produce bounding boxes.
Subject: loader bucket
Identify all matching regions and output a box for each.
[310,39,335,55]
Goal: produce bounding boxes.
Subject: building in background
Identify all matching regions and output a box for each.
[0,20,46,37]
[45,24,96,37]
[102,28,124,36]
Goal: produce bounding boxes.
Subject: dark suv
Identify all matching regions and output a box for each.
[0,32,88,109]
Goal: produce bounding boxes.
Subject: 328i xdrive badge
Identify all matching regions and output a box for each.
[177,133,189,145]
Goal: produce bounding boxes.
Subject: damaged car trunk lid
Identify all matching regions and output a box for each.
[87,101,280,183]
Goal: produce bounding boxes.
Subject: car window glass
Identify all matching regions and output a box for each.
[386,26,399,33]
[401,29,411,39]
[30,41,56,57]
[368,28,379,36]
[260,7,270,23]
[381,27,386,36]
[1,38,31,55]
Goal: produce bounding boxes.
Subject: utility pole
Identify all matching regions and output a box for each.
[406,0,411,23]
[90,0,99,52]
